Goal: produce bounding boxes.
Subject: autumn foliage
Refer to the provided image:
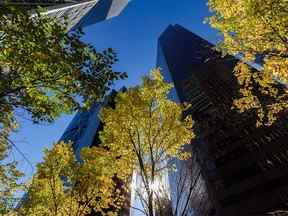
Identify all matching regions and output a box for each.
[207,0,288,125]
[99,69,194,216]
[16,142,125,216]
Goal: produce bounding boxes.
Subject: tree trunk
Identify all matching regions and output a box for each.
[148,192,154,216]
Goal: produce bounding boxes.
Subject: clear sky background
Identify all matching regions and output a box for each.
[12,0,221,179]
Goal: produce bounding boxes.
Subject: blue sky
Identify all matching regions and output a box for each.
[12,0,221,179]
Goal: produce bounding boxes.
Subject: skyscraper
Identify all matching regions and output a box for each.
[59,89,130,216]
[157,24,215,216]
[60,102,103,160]
[1,0,129,31]
[60,89,120,159]
[157,24,288,216]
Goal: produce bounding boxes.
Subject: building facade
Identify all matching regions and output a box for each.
[60,102,103,160]
[157,24,288,216]
[60,90,119,159]
[1,0,129,31]
[59,89,130,216]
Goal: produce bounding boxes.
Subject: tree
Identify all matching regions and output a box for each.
[99,69,194,216]
[207,0,288,125]
[135,156,198,216]
[0,5,126,212]
[0,125,23,216]
[16,142,125,216]
[168,156,199,216]
[0,6,126,126]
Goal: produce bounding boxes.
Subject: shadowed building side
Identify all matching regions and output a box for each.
[157,24,288,216]
[157,24,215,216]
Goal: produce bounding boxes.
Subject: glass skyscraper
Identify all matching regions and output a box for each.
[157,24,288,216]
[60,102,103,160]
[60,90,120,160]
[2,0,129,31]
[157,24,214,216]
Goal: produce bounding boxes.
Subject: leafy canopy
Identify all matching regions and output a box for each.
[0,5,126,214]
[0,6,126,126]
[207,0,288,125]
[17,142,125,216]
[99,69,194,216]
[100,69,194,175]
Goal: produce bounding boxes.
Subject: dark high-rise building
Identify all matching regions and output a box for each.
[157,24,288,216]
[1,0,129,31]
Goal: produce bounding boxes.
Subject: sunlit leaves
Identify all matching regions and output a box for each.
[0,5,126,213]
[17,142,124,216]
[0,5,126,127]
[99,69,194,215]
[100,69,194,170]
[13,70,195,216]
[207,0,288,125]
